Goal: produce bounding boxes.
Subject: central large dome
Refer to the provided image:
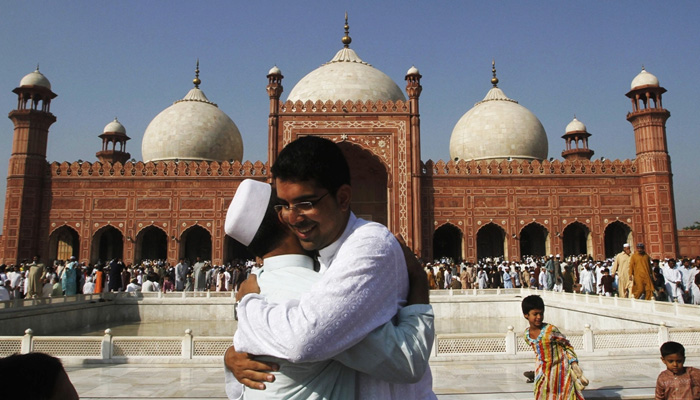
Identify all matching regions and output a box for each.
[449,74,548,162]
[286,46,405,103]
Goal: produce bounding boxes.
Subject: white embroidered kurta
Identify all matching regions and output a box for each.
[235,213,436,399]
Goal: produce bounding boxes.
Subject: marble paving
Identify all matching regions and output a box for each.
[67,354,696,399]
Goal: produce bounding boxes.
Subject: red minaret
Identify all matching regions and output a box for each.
[266,65,283,169]
[2,68,57,264]
[561,116,594,160]
[626,67,678,257]
[96,118,131,164]
[406,65,423,254]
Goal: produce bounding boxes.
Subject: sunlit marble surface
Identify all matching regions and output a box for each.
[69,355,699,399]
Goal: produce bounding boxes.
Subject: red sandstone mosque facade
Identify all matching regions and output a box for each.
[2,25,698,266]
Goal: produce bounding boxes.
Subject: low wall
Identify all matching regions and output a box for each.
[0,292,237,336]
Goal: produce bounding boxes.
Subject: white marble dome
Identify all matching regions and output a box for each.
[142,87,243,162]
[565,117,586,133]
[20,68,51,89]
[449,86,548,161]
[104,118,126,134]
[631,68,659,90]
[287,47,405,103]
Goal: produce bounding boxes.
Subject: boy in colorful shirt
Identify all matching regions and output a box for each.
[522,295,588,399]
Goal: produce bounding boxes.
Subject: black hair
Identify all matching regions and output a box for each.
[660,341,685,358]
[0,352,65,399]
[246,189,289,258]
[521,295,545,314]
[271,136,350,195]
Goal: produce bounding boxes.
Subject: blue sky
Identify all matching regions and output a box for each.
[1,1,698,231]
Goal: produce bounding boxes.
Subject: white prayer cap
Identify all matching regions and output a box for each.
[556,254,560,258]
[623,243,630,248]
[224,179,272,246]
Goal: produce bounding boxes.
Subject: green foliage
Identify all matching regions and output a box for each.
[683,221,700,230]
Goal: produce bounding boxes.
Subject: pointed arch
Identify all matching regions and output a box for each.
[48,225,80,262]
[180,225,212,262]
[135,225,168,263]
[223,235,255,264]
[604,221,632,258]
[519,222,549,258]
[433,223,463,261]
[336,141,389,227]
[90,225,124,264]
[562,221,591,257]
[476,223,506,260]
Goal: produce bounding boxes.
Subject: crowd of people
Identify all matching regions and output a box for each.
[423,243,700,304]
[0,255,260,301]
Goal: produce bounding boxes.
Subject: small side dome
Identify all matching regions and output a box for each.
[565,117,586,133]
[407,65,420,75]
[631,67,659,90]
[104,118,126,134]
[20,67,51,89]
[268,65,282,75]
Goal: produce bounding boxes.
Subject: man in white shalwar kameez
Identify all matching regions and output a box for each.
[223,179,433,399]
[226,137,436,399]
[579,264,596,294]
[661,260,684,303]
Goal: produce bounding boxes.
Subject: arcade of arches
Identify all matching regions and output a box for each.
[429,220,635,262]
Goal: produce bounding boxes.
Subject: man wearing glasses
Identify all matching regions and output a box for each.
[226,136,436,399]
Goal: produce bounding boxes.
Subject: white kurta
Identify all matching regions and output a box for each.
[235,213,436,399]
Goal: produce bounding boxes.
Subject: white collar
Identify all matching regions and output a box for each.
[318,212,357,271]
[262,254,315,272]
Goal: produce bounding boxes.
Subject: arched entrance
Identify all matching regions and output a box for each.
[135,226,167,262]
[337,142,388,227]
[181,225,212,262]
[476,223,506,260]
[604,221,632,258]
[433,224,462,261]
[562,222,590,257]
[91,225,124,264]
[519,223,548,258]
[48,226,79,262]
[224,235,255,264]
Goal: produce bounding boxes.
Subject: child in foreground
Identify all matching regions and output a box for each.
[522,295,587,400]
[655,341,700,399]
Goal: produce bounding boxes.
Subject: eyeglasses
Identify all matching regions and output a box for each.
[273,192,330,215]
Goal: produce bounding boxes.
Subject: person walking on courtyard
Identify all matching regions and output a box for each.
[175,258,187,291]
[523,295,587,400]
[61,256,78,296]
[611,244,632,297]
[193,257,207,291]
[26,256,45,298]
[629,243,654,300]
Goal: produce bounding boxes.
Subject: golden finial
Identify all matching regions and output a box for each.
[491,59,499,87]
[342,12,352,48]
[193,59,201,88]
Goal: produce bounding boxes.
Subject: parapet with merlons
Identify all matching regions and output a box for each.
[279,99,410,114]
[422,158,637,176]
[49,160,268,178]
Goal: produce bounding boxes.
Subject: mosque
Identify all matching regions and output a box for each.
[1,20,696,266]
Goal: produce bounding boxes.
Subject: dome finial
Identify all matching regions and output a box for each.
[36,63,40,72]
[193,59,201,88]
[342,11,352,48]
[491,59,499,87]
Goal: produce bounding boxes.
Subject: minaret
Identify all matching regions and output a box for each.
[561,116,594,160]
[406,65,423,254]
[625,67,678,257]
[96,118,131,164]
[2,67,57,263]
[266,65,283,169]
